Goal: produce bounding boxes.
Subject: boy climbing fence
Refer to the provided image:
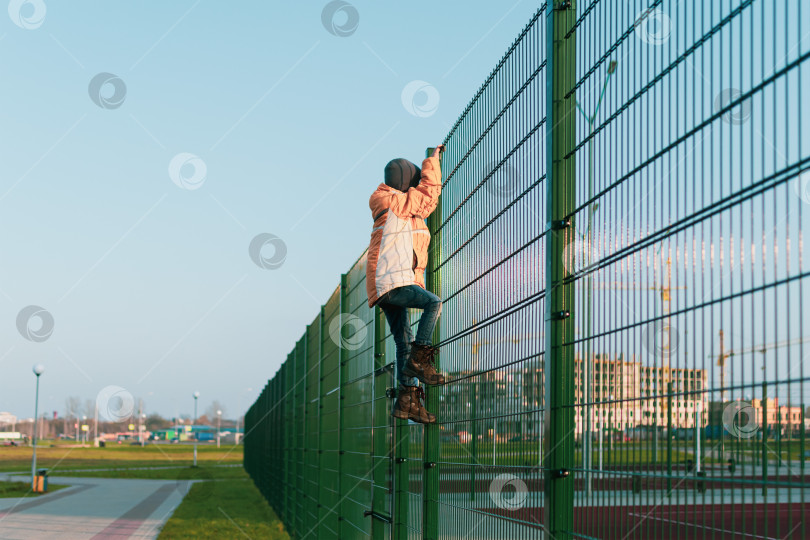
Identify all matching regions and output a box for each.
[365,144,446,423]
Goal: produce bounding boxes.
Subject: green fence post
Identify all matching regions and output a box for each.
[318,306,326,540]
[423,146,443,540]
[288,358,296,532]
[338,273,348,538]
[372,305,391,538]
[294,341,300,535]
[282,363,289,527]
[303,337,309,534]
[296,341,304,536]
[544,1,577,537]
[279,367,285,524]
[275,380,280,509]
[271,383,276,501]
[264,387,270,502]
[393,415,410,539]
[667,382,673,495]
[290,353,296,537]
[315,325,322,534]
[762,383,768,497]
[393,417,409,540]
[291,360,296,531]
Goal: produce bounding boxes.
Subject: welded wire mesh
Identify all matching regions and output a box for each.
[244,1,809,538]
[431,4,548,538]
[564,0,809,538]
[319,287,342,538]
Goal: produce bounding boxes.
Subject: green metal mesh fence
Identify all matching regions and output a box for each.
[244,1,809,538]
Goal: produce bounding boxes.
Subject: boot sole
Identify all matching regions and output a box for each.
[402,366,445,386]
[391,410,436,424]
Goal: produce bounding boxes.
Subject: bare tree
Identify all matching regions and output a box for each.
[83,399,96,419]
[65,396,80,418]
[145,413,170,431]
[205,400,226,420]
[65,396,81,439]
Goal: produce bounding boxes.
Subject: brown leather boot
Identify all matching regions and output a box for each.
[391,386,436,424]
[402,344,446,385]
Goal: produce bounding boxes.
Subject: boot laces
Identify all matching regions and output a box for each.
[414,386,426,402]
[425,346,440,366]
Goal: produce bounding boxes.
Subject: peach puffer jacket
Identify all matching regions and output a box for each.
[366,157,442,307]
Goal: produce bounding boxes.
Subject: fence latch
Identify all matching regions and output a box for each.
[549,219,571,231]
[552,468,569,479]
[395,457,407,464]
[364,510,392,524]
[424,461,437,470]
[548,310,570,321]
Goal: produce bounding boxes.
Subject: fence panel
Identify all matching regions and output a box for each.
[432,4,550,538]
[244,1,809,539]
[305,315,322,533]
[320,288,342,539]
[566,1,809,538]
[295,338,307,536]
[285,353,296,531]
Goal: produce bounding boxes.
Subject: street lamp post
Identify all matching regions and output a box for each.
[575,59,617,496]
[82,416,87,444]
[193,391,199,467]
[31,364,45,486]
[216,410,222,448]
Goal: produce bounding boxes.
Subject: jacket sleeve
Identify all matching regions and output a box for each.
[388,157,442,219]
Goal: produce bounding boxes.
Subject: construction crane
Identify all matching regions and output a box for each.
[592,256,686,423]
[589,254,687,469]
[713,333,810,402]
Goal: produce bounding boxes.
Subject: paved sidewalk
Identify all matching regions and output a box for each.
[0,475,192,539]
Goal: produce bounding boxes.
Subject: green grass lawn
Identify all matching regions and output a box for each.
[0,442,243,478]
[0,480,68,498]
[57,464,246,480]
[0,442,290,537]
[157,477,289,539]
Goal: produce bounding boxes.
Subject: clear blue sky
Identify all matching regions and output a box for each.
[0,1,542,421]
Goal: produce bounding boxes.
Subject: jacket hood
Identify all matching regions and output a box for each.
[384,158,421,192]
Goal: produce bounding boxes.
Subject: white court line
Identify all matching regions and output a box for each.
[627,512,783,540]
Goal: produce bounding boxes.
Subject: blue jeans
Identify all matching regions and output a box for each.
[378,285,442,387]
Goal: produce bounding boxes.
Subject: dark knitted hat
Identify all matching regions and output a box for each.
[384,158,421,192]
